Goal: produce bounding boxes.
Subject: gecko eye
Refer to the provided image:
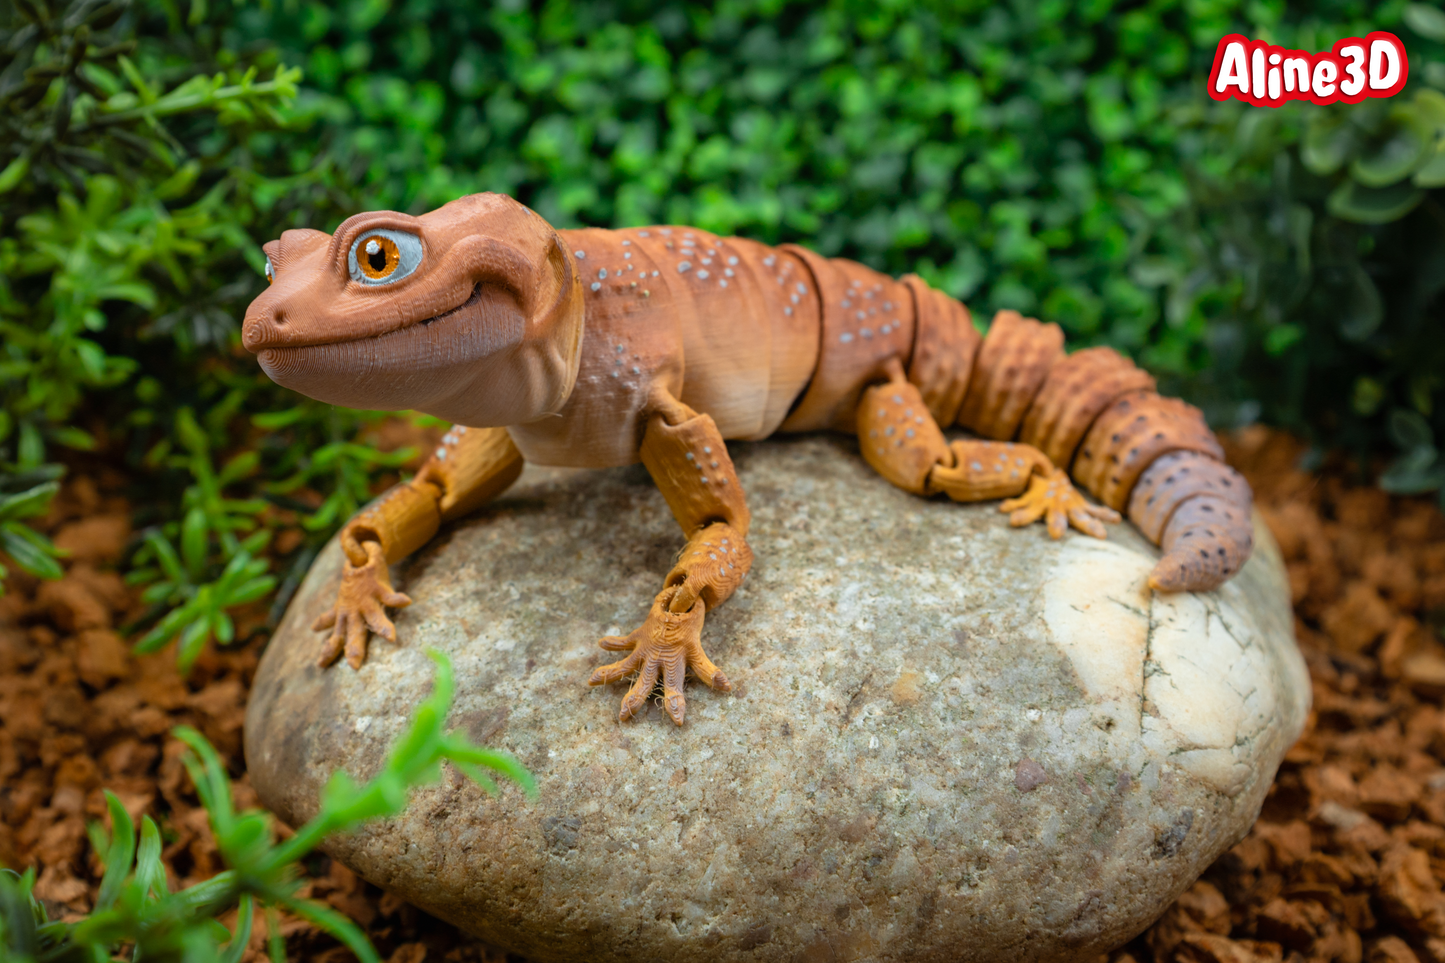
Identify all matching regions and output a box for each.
[348,228,423,285]
[264,257,274,285]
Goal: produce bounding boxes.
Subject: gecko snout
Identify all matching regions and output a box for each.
[242,227,331,352]
[241,303,287,353]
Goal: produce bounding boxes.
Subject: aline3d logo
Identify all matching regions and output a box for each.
[1209,32,1408,107]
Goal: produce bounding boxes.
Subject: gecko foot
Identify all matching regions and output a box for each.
[312,540,412,669]
[1000,468,1120,539]
[588,586,731,726]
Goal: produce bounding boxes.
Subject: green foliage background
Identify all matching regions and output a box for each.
[237,0,1445,460]
[2,0,1444,651]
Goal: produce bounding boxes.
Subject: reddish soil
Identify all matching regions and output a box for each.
[2,426,1444,963]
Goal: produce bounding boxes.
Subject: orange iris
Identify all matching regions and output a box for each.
[358,235,401,280]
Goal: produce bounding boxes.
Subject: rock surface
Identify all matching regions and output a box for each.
[245,435,1310,963]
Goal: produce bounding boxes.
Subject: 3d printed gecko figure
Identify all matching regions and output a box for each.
[242,192,1255,726]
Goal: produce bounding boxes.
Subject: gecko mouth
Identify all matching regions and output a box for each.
[245,282,485,354]
[255,278,523,407]
[419,282,483,326]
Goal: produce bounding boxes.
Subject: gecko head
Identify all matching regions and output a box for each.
[242,192,584,428]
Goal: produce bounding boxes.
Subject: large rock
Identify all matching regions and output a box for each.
[245,435,1309,963]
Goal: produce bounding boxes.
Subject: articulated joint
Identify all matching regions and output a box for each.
[639,404,751,537]
[342,479,442,567]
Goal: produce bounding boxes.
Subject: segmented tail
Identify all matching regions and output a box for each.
[949,310,1253,593]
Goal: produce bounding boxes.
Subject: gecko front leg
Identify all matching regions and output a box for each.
[588,393,752,725]
[314,425,524,668]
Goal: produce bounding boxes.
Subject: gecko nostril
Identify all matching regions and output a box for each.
[242,309,285,352]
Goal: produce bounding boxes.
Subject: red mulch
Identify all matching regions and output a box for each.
[2,425,1444,963]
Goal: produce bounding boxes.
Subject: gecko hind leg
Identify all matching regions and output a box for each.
[857,360,1117,539]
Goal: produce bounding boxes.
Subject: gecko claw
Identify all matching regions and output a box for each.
[589,586,731,726]
[312,540,411,668]
[1000,468,1119,539]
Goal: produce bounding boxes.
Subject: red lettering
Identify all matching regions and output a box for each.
[1207,32,1408,107]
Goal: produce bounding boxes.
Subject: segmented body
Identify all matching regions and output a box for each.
[504,224,1253,591]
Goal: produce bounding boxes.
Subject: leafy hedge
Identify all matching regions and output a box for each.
[0,0,402,658]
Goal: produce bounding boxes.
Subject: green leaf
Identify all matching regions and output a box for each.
[1389,409,1437,451]
[1302,113,1357,176]
[252,407,307,430]
[1380,447,1445,494]
[273,895,381,963]
[1350,113,1433,187]
[135,604,195,652]
[17,423,44,471]
[226,575,277,606]
[177,615,212,672]
[1354,377,1387,417]
[1327,180,1425,224]
[443,740,538,799]
[173,726,235,821]
[181,507,210,576]
[0,482,60,521]
[49,426,97,451]
[0,869,41,957]
[0,155,30,194]
[1264,324,1303,356]
[74,340,111,380]
[94,792,137,911]
[214,610,235,645]
[217,451,260,486]
[0,526,65,580]
[133,816,169,900]
[449,762,499,796]
[1414,90,1445,133]
[266,905,287,963]
[1413,144,1445,188]
[175,408,210,455]
[219,894,256,963]
[1406,3,1445,41]
[1335,262,1386,343]
[143,529,186,585]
